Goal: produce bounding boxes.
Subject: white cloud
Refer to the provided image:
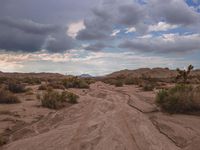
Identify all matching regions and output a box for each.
[111,29,120,36]
[162,33,178,42]
[119,33,200,54]
[0,49,194,75]
[138,34,153,39]
[67,20,85,39]
[148,22,178,32]
[125,27,136,33]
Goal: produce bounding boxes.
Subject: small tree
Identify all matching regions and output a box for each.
[176,65,194,83]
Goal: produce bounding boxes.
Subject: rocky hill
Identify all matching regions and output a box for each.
[107,68,200,78]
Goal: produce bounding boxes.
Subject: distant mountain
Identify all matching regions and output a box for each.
[0,71,65,79]
[106,68,200,78]
[79,74,93,78]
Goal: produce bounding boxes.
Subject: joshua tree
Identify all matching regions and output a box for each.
[176,65,194,83]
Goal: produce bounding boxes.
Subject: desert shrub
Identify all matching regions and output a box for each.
[0,136,7,146]
[102,78,116,85]
[143,82,155,91]
[67,92,79,104]
[124,77,135,85]
[8,82,26,93]
[48,82,65,90]
[40,90,67,109]
[40,90,79,109]
[156,84,200,113]
[114,80,123,87]
[0,89,20,104]
[0,77,9,85]
[63,77,89,89]
[22,77,41,85]
[25,90,34,95]
[84,78,96,84]
[38,84,48,90]
[102,77,124,87]
[125,77,142,85]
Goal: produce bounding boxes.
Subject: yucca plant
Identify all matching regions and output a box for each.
[176,65,194,84]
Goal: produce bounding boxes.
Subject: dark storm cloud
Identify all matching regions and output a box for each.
[148,0,200,25]
[1,0,200,53]
[76,0,149,41]
[92,8,111,21]
[119,34,200,53]
[0,24,45,52]
[0,18,74,52]
[44,31,74,53]
[0,0,99,52]
[76,29,109,41]
[76,7,113,41]
[0,0,100,24]
[118,4,145,26]
[0,17,58,35]
[84,43,108,51]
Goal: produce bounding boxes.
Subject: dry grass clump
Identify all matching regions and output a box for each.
[38,84,48,90]
[142,82,155,91]
[39,89,79,109]
[0,77,9,85]
[101,78,124,87]
[67,92,79,104]
[102,78,117,85]
[48,81,65,90]
[8,81,27,93]
[0,88,20,104]
[114,80,123,87]
[38,82,65,90]
[156,84,200,113]
[21,77,41,85]
[124,77,140,85]
[62,77,89,89]
[102,75,158,88]
[0,136,8,146]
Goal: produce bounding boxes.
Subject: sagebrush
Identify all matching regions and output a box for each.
[156,84,200,113]
[0,88,20,104]
[40,89,79,109]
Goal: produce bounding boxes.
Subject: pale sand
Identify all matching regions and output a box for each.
[2,82,200,150]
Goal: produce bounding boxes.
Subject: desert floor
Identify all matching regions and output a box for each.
[1,82,200,150]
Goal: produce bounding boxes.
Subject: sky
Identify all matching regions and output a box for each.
[0,0,200,76]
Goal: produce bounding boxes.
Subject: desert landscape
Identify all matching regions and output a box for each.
[1,0,200,150]
[0,67,200,150]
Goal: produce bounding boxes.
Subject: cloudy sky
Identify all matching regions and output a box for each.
[0,0,200,75]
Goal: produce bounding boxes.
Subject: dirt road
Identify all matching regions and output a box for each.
[2,82,200,150]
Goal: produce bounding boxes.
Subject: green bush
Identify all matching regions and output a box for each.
[8,82,26,93]
[102,78,116,85]
[40,90,66,109]
[0,136,7,146]
[0,77,9,85]
[48,82,65,90]
[63,77,89,89]
[22,77,41,85]
[40,90,79,109]
[38,84,48,90]
[114,80,123,87]
[143,83,155,91]
[67,92,79,104]
[0,89,20,104]
[156,84,200,113]
[124,77,138,85]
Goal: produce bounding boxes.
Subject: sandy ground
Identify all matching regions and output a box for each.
[1,82,200,150]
